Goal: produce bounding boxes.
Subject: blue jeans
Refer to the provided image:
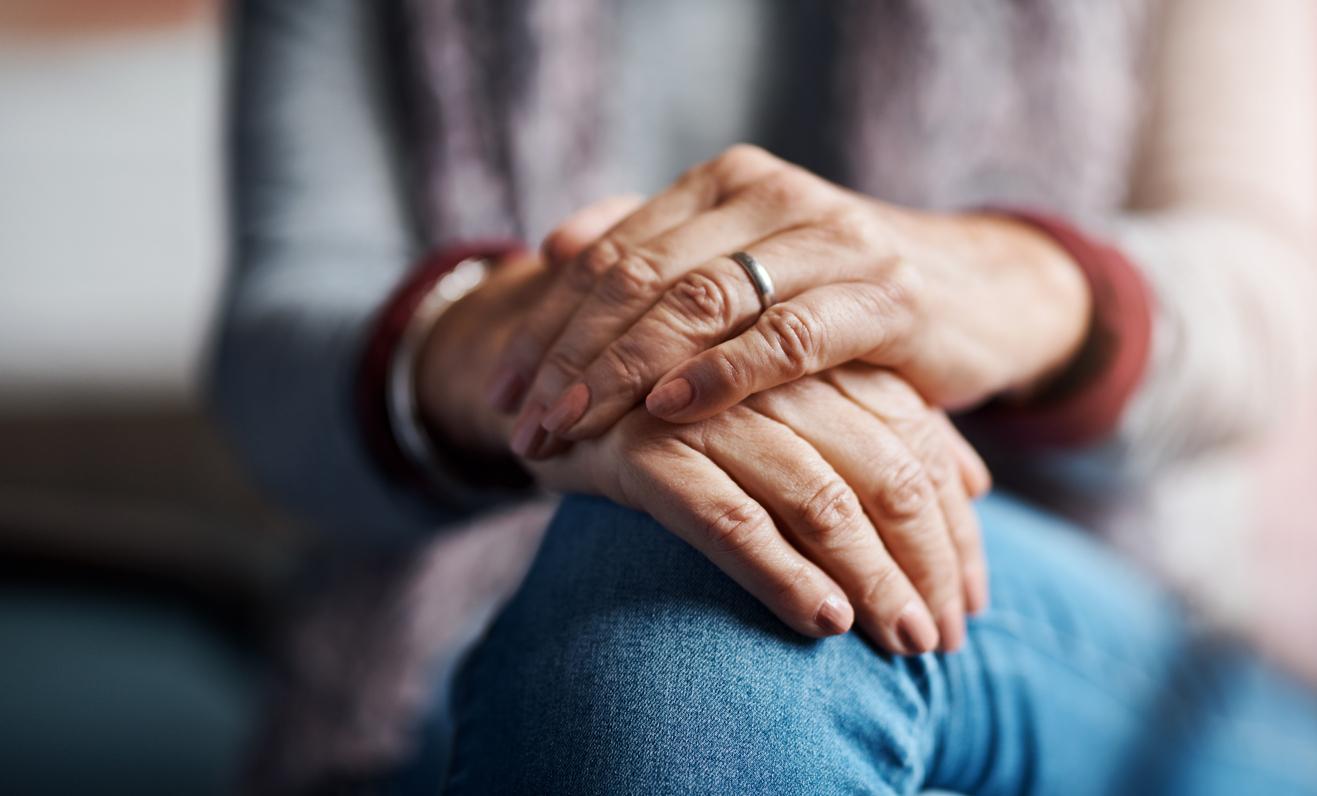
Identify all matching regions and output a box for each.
[419,493,1317,795]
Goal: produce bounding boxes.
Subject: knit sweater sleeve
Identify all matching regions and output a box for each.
[1105,0,1317,474]
[986,0,1317,488]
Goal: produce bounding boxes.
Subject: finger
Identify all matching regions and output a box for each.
[540,193,647,267]
[930,414,990,613]
[585,143,781,255]
[543,224,894,441]
[487,195,647,413]
[744,382,960,654]
[494,149,779,425]
[620,436,855,639]
[940,451,989,617]
[940,414,993,499]
[827,368,981,638]
[530,173,826,442]
[646,278,916,425]
[702,404,934,655]
[830,366,991,618]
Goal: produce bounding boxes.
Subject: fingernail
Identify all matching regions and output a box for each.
[510,404,546,457]
[936,606,966,653]
[964,564,990,615]
[541,382,590,434]
[896,602,939,655]
[486,366,527,412]
[646,377,694,418]
[815,595,853,635]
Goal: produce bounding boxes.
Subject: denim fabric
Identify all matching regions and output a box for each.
[422,493,1317,795]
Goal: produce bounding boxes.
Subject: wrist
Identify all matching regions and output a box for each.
[416,253,542,456]
[970,209,1155,447]
[978,214,1092,397]
[356,241,529,497]
[880,205,1092,402]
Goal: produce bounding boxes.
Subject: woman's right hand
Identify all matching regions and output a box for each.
[525,364,991,655]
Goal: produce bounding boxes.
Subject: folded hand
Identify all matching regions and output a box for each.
[489,145,1088,458]
[526,365,990,654]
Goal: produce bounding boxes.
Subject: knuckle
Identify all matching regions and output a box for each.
[825,206,883,249]
[570,239,623,291]
[795,478,865,547]
[875,459,934,523]
[599,251,664,305]
[747,170,805,211]
[872,370,927,413]
[768,560,817,609]
[860,565,905,612]
[598,341,648,397]
[542,344,587,381]
[665,270,741,332]
[888,259,925,308]
[707,347,752,395]
[872,258,926,323]
[902,417,955,481]
[703,501,773,555]
[709,143,775,181]
[758,305,822,377]
[921,445,956,490]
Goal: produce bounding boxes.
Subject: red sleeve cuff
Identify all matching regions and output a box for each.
[355,240,524,487]
[976,211,1155,449]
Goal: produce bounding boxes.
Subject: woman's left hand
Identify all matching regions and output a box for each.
[490,145,1092,457]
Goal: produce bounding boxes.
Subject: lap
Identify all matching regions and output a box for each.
[435,493,1317,795]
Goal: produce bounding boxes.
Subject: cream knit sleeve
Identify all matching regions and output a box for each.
[1099,0,1317,477]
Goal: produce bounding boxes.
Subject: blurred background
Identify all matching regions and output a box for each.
[0,2,298,792]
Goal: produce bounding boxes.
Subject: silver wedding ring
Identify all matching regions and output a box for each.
[729,251,776,311]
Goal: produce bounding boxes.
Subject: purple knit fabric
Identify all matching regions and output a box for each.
[410,0,1155,238]
[408,0,608,243]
